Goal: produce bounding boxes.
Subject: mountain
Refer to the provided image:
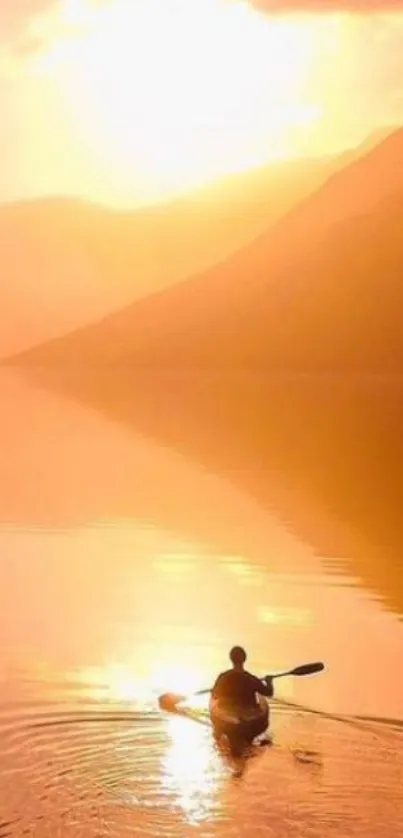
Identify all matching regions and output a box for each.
[14,127,403,371]
[0,154,338,358]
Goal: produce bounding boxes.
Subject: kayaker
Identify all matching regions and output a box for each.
[211,646,274,711]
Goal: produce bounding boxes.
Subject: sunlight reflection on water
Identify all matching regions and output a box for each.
[161,715,222,825]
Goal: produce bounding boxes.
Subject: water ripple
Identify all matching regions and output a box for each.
[1,694,402,838]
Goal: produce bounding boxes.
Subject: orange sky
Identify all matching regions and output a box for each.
[0,0,402,205]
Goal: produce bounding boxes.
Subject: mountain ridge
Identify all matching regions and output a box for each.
[11,127,403,372]
[0,153,338,358]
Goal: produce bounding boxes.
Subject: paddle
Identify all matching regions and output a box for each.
[266,662,325,681]
[193,661,324,697]
[158,661,324,712]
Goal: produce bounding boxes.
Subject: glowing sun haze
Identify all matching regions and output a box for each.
[26,0,326,200]
[1,0,403,205]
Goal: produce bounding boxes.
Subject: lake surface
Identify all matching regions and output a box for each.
[1,370,403,837]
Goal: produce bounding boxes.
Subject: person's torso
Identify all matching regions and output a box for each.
[214,670,260,709]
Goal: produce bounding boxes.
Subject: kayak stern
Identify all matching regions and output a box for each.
[209,695,269,757]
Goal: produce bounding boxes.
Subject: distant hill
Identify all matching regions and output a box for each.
[15,127,403,372]
[0,154,339,358]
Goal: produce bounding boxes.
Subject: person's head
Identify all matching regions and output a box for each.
[229,646,247,668]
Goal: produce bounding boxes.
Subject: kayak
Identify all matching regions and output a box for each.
[209,694,269,756]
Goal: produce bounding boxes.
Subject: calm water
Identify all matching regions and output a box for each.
[1,370,403,837]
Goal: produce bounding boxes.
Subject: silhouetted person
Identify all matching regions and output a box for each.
[211,646,273,711]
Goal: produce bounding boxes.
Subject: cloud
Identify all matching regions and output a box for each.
[251,0,403,11]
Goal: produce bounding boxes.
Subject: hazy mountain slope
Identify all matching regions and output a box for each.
[0,155,337,357]
[14,130,403,372]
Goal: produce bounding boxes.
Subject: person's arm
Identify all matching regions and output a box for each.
[252,674,274,698]
[211,673,224,699]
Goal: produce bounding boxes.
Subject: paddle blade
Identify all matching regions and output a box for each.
[158,693,184,712]
[290,662,325,677]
